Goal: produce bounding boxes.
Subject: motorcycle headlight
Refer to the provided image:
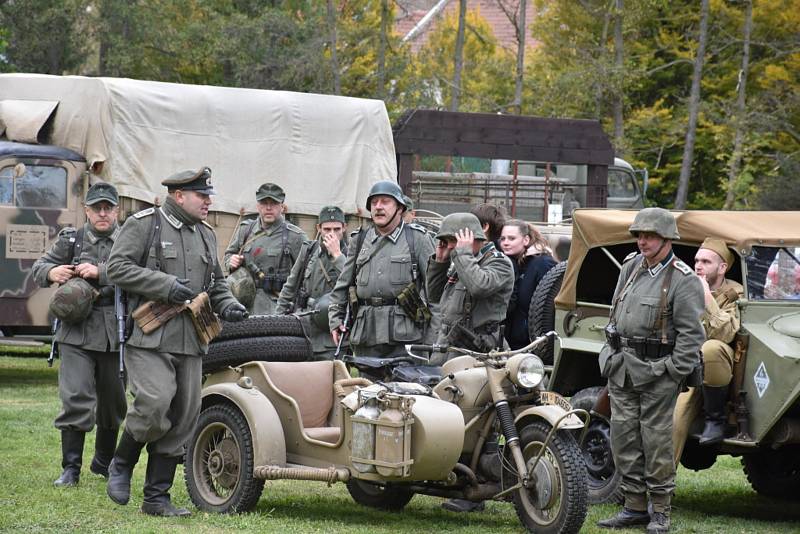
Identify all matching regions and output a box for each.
[507,353,545,388]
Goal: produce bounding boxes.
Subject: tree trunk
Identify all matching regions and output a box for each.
[674,0,710,209]
[450,0,467,112]
[612,0,624,156]
[723,0,752,210]
[513,0,527,115]
[595,8,611,120]
[377,0,389,99]
[327,0,341,95]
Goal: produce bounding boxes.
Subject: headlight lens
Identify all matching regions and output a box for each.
[508,353,545,388]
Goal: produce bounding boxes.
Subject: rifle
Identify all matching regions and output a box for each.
[114,285,128,381]
[47,318,60,367]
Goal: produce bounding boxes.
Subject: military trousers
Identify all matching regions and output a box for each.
[608,371,681,513]
[252,289,279,315]
[54,343,127,432]
[123,346,202,458]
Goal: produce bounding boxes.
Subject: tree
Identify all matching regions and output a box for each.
[327,0,341,95]
[450,0,467,111]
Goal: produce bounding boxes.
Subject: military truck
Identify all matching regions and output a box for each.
[537,208,800,503]
[0,74,396,334]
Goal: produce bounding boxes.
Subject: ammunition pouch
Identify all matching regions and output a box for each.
[131,292,221,344]
[262,272,288,294]
[132,300,187,335]
[396,281,432,324]
[619,336,675,360]
[186,291,222,345]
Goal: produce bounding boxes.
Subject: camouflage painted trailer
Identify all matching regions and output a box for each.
[0,74,397,333]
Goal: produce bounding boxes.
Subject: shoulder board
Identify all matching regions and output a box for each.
[286,223,304,234]
[407,223,427,233]
[239,219,252,226]
[133,207,155,219]
[201,220,214,230]
[57,227,77,238]
[672,259,693,275]
[623,251,638,263]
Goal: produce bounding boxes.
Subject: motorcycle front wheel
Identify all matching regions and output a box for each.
[505,421,588,534]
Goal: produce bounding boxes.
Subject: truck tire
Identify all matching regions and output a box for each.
[203,335,312,374]
[528,261,567,364]
[742,447,800,500]
[216,315,306,342]
[569,387,623,505]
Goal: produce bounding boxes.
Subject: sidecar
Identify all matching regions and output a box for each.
[185,360,466,513]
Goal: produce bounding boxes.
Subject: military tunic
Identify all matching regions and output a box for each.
[427,242,514,363]
[673,277,743,462]
[598,251,704,513]
[32,223,127,432]
[276,238,347,359]
[107,198,239,457]
[223,216,307,314]
[328,222,435,357]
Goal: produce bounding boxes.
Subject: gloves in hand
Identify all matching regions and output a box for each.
[168,278,194,304]
[222,302,249,322]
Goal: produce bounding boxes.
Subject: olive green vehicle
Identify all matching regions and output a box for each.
[186,335,591,534]
[0,74,396,334]
[536,208,800,504]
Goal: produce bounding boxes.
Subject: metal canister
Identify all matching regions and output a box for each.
[351,395,380,473]
[375,395,414,477]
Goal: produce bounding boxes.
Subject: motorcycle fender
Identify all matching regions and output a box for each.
[202,382,287,468]
[514,405,585,432]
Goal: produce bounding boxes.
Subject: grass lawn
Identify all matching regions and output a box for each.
[1,354,798,533]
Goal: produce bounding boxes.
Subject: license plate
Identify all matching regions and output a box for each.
[540,391,573,413]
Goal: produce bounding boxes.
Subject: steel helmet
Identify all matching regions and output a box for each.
[436,213,486,241]
[311,292,332,331]
[365,181,407,212]
[49,277,98,323]
[227,267,255,310]
[629,207,680,240]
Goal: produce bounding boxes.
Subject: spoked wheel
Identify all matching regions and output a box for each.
[505,421,588,534]
[185,403,264,513]
[346,479,414,511]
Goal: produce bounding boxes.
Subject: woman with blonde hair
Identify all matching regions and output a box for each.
[499,219,556,349]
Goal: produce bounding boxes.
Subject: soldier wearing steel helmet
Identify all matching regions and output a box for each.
[276,206,349,360]
[105,168,246,517]
[427,212,514,365]
[328,180,435,357]
[597,207,705,534]
[31,181,128,489]
[224,182,308,315]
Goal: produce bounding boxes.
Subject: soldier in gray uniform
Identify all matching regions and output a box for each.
[427,212,514,365]
[328,181,435,357]
[224,183,307,315]
[105,168,247,517]
[32,182,127,487]
[276,206,348,360]
[597,208,705,534]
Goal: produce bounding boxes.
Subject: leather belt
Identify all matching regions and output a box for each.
[620,336,674,360]
[358,297,397,307]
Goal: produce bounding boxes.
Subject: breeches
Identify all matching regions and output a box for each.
[702,339,734,387]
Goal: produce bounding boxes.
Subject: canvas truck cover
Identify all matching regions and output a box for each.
[0,73,397,215]
[555,208,800,310]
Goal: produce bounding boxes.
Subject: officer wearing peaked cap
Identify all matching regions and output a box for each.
[224,182,307,315]
[597,207,705,534]
[105,167,246,517]
[32,181,127,489]
[277,205,349,360]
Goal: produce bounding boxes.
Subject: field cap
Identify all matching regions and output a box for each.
[700,237,734,271]
[162,167,216,194]
[85,182,118,206]
[318,206,346,224]
[256,183,285,203]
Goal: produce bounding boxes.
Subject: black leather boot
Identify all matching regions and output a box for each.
[647,510,671,534]
[54,429,85,487]
[106,431,145,505]
[140,454,191,517]
[699,385,728,445]
[90,427,119,477]
[597,507,651,528]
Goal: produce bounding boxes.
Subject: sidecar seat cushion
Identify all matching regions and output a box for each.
[263,361,334,429]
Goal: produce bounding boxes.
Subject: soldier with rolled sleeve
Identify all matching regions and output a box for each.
[328,181,435,357]
[32,182,127,488]
[276,206,349,360]
[224,183,307,315]
[105,168,247,517]
[597,208,705,534]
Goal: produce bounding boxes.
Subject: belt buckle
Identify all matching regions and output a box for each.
[370,297,383,306]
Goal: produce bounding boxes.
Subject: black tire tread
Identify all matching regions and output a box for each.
[216,314,306,341]
[742,448,800,500]
[204,335,312,374]
[346,480,414,511]
[528,261,567,364]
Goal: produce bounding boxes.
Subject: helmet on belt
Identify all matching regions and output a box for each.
[49,277,98,323]
[227,267,255,309]
[436,213,486,241]
[628,207,680,240]
[311,292,332,331]
[365,181,407,212]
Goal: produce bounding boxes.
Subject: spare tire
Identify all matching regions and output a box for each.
[528,260,567,364]
[203,335,312,374]
[215,315,306,342]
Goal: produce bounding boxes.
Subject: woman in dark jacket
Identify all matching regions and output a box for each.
[500,219,557,349]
